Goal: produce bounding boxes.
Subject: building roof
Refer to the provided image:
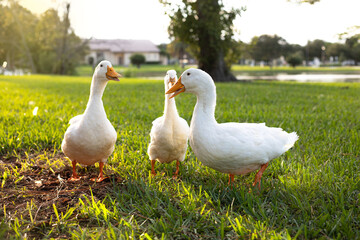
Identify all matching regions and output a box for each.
[88,39,160,53]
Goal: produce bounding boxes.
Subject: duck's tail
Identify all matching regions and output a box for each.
[284,132,299,151]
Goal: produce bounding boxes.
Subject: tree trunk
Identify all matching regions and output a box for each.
[6,51,14,71]
[196,0,237,82]
[59,3,70,75]
[198,51,237,82]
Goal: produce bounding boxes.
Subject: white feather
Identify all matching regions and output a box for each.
[147,70,190,164]
[61,60,117,166]
[179,68,299,175]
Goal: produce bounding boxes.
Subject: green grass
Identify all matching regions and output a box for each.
[0,74,359,239]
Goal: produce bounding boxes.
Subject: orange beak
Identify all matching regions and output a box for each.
[166,76,185,98]
[106,66,122,81]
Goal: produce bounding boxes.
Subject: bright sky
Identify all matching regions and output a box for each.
[19,0,360,45]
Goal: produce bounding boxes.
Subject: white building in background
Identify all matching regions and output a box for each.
[85,39,165,66]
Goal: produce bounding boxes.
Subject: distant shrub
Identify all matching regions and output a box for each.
[130,54,146,68]
[287,51,304,68]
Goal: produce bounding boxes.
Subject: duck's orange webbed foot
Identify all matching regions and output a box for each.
[90,162,107,182]
[68,160,81,181]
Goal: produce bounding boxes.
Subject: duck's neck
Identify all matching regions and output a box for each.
[84,77,107,116]
[163,94,178,121]
[192,86,217,126]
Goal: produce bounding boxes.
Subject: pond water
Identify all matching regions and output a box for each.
[145,73,360,83]
[236,73,360,83]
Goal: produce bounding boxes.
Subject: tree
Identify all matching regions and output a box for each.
[30,8,88,74]
[289,0,320,3]
[158,43,170,64]
[305,39,328,62]
[250,34,288,67]
[224,40,243,68]
[284,44,303,57]
[0,2,87,74]
[31,9,62,73]
[287,51,303,68]
[166,39,194,67]
[344,34,360,65]
[160,0,242,82]
[0,2,37,72]
[167,39,189,60]
[59,3,70,75]
[130,54,146,68]
[326,43,346,63]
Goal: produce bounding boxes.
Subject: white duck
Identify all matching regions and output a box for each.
[166,68,298,188]
[61,60,121,182]
[147,70,190,178]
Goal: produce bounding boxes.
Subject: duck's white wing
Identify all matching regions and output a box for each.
[231,123,298,152]
[178,117,190,135]
[191,122,298,174]
[149,116,164,140]
[148,116,171,161]
[148,115,190,163]
[62,114,84,151]
[176,117,190,161]
[151,116,164,126]
[216,122,297,161]
[68,114,83,125]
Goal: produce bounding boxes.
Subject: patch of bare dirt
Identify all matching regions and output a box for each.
[0,152,123,238]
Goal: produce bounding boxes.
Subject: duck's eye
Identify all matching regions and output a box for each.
[187,72,191,76]
[100,64,103,67]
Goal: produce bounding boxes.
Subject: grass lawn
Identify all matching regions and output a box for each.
[0,74,359,239]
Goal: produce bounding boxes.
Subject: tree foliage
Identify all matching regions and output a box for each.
[166,39,191,61]
[160,0,243,82]
[0,2,37,71]
[326,43,346,62]
[224,40,243,68]
[344,34,360,65]
[249,35,288,66]
[0,2,88,74]
[289,0,320,4]
[158,43,170,58]
[305,39,326,61]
